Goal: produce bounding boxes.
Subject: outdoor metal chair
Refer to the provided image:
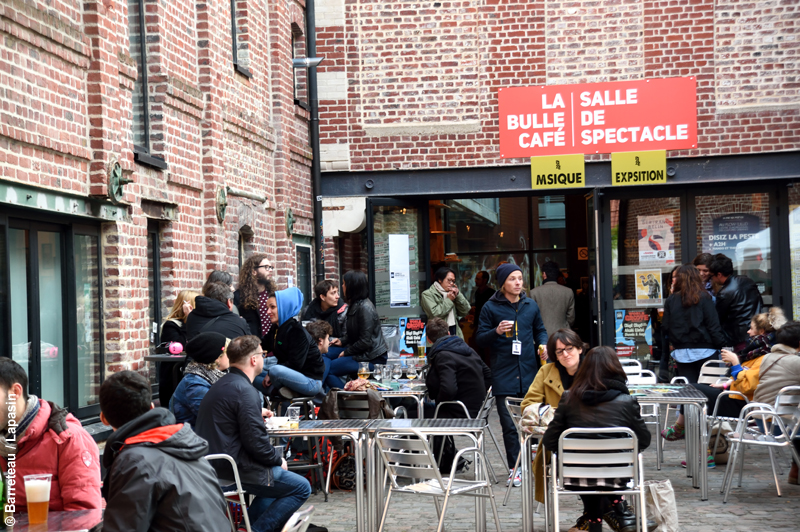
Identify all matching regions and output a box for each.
[433,386,504,483]
[626,370,662,469]
[706,389,749,464]
[544,427,647,532]
[280,505,315,532]
[206,454,252,532]
[374,428,502,532]
[697,359,729,385]
[620,359,643,378]
[503,397,540,532]
[721,403,800,501]
[768,386,800,470]
[663,376,688,430]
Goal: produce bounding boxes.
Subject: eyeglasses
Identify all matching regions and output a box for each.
[252,350,267,359]
[555,345,577,357]
[256,264,274,272]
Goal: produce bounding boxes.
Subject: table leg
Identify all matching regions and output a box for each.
[353,432,365,532]
[698,402,708,501]
[520,436,532,532]
[684,404,696,483]
[366,434,375,532]
[416,396,424,419]
[475,432,487,532]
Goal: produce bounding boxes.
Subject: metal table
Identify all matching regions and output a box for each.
[372,380,428,418]
[629,384,709,500]
[266,419,373,532]
[365,418,488,532]
[10,509,103,531]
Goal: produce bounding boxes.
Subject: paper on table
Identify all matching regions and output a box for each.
[389,234,410,307]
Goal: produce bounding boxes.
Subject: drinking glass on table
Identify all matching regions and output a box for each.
[286,406,301,429]
[358,362,371,380]
[373,364,384,382]
[391,364,402,382]
[406,365,417,381]
[24,473,51,524]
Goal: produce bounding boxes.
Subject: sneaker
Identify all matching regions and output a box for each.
[455,456,472,473]
[506,468,522,487]
[661,423,686,441]
[567,513,591,531]
[279,387,299,400]
[680,454,715,469]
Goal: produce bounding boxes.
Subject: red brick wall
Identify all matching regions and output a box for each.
[1,0,314,378]
[317,0,800,170]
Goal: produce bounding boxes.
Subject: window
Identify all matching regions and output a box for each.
[292,26,308,109]
[147,222,162,392]
[127,0,168,169]
[788,186,800,318]
[2,216,103,417]
[230,0,252,77]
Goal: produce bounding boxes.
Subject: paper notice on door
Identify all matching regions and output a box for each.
[389,234,411,307]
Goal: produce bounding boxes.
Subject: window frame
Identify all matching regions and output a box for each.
[230,0,253,78]
[129,0,168,170]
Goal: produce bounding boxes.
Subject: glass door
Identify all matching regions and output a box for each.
[8,222,67,405]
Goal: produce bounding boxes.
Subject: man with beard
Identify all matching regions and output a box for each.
[234,254,277,340]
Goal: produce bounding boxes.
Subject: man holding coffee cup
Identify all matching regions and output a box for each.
[476,263,548,487]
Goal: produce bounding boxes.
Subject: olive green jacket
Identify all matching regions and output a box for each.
[421,285,471,340]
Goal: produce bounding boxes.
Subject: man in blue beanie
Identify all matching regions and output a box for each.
[476,262,548,488]
[262,287,326,399]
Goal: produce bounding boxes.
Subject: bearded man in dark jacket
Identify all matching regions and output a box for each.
[426,317,492,473]
[710,254,763,351]
[99,371,229,532]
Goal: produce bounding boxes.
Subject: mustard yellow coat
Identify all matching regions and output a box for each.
[521,363,564,503]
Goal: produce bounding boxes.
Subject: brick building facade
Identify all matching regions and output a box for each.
[1,0,317,418]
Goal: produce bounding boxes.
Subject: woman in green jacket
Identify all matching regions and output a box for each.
[421,267,471,340]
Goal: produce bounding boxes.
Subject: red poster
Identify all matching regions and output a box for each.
[498,77,697,158]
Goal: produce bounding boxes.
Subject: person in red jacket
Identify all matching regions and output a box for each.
[0,358,102,512]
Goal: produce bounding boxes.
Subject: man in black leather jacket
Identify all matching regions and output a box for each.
[196,335,313,532]
[710,254,763,351]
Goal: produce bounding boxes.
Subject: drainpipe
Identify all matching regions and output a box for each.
[306,0,325,283]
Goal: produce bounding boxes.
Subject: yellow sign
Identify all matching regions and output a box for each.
[611,150,667,186]
[531,154,586,189]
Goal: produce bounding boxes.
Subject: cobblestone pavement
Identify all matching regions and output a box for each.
[296,407,800,532]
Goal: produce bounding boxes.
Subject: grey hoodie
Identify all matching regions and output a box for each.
[753,344,800,406]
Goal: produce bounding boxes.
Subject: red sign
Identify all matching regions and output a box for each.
[498,77,697,158]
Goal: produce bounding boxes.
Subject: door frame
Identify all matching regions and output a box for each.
[598,182,786,347]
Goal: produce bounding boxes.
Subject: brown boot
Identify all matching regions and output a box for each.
[790,462,798,485]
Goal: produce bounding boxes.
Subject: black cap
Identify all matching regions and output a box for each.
[186,332,228,365]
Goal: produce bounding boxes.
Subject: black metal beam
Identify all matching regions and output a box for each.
[321,151,800,198]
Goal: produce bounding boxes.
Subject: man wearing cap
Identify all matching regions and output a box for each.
[476,263,548,488]
[169,332,230,427]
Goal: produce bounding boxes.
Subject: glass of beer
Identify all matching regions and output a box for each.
[24,473,51,524]
[358,362,371,380]
[503,320,514,338]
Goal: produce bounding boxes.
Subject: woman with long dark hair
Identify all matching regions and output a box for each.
[542,346,651,532]
[660,264,726,441]
[325,270,388,388]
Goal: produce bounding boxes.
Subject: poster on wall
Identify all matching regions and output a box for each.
[706,213,761,259]
[615,309,652,358]
[634,268,663,306]
[398,317,426,355]
[637,215,675,265]
[388,234,411,307]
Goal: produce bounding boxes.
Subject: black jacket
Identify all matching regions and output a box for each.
[715,275,763,345]
[340,298,388,362]
[233,289,263,337]
[302,298,348,338]
[195,367,283,487]
[185,296,250,341]
[264,318,325,380]
[542,386,651,453]
[102,408,230,532]
[476,291,549,396]
[426,335,492,418]
[662,292,727,350]
[160,319,187,346]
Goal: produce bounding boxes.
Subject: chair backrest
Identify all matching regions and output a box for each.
[337,391,373,419]
[773,386,800,418]
[505,397,524,429]
[627,369,657,385]
[478,387,496,424]
[698,360,729,385]
[556,427,640,488]
[281,505,315,532]
[205,454,244,494]
[787,405,800,440]
[375,429,445,489]
[620,359,642,376]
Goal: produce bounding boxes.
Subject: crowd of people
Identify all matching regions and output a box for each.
[0,250,797,532]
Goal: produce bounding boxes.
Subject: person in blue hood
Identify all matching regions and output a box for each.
[261,287,326,399]
[425,317,492,473]
[476,262,548,487]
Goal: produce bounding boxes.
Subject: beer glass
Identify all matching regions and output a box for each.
[358,362,371,380]
[24,473,51,524]
[503,320,515,338]
[286,406,301,429]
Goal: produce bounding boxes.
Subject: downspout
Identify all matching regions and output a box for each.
[306,0,325,283]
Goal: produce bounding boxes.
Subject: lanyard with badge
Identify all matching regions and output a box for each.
[511,307,522,355]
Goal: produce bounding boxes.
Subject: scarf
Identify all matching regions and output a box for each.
[738,332,774,363]
[184,361,226,385]
[433,282,456,327]
[0,395,41,458]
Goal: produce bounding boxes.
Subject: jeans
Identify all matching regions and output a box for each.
[267,365,323,397]
[240,467,311,532]
[323,355,387,389]
[495,395,519,469]
[253,357,279,391]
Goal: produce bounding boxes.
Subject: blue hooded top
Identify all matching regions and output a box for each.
[275,287,304,326]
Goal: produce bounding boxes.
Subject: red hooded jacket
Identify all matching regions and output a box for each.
[2,399,102,511]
